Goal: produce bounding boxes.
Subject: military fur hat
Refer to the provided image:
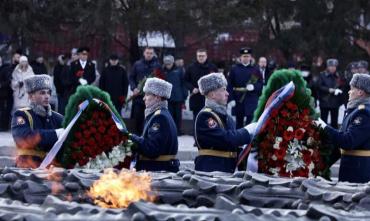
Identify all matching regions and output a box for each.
[350,73,370,94]
[357,60,369,69]
[24,74,52,93]
[198,72,227,95]
[326,58,338,67]
[143,77,172,99]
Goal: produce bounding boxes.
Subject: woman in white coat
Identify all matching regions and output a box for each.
[11,56,35,113]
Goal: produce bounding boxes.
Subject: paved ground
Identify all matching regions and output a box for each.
[0,131,338,178]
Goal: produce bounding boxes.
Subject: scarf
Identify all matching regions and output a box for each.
[347,96,370,109]
[144,100,168,118]
[30,102,52,117]
[205,98,227,115]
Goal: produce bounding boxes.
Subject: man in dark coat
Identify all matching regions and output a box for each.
[99,54,128,113]
[68,47,96,93]
[129,78,179,172]
[184,49,217,136]
[228,48,263,128]
[318,59,346,128]
[316,74,370,183]
[257,56,273,85]
[30,55,48,75]
[0,51,21,131]
[11,74,64,168]
[194,73,257,173]
[163,55,187,134]
[53,54,70,115]
[129,47,162,135]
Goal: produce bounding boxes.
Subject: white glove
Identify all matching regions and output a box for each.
[244,122,257,136]
[334,89,343,96]
[329,88,335,94]
[314,118,327,129]
[55,128,65,139]
[79,78,88,85]
[246,84,254,91]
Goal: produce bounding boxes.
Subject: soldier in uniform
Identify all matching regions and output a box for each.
[68,47,96,93]
[194,73,257,173]
[356,60,369,75]
[129,78,180,172]
[316,73,370,183]
[11,75,64,168]
[228,48,263,128]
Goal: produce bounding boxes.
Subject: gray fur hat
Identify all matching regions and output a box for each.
[24,74,52,93]
[198,72,227,95]
[326,58,338,67]
[350,73,370,94]
[143,77,172,99]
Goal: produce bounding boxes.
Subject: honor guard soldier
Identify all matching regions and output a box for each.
[129,78,180,172]
[316,74,370,183]
[194,73,257,173]
[228,47,263,128]
[11,75,64,168]
[69,47,96,92]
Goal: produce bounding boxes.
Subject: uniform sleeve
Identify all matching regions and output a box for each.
[11,111,58,151]
[129,63,138,91]
[325,111,370,149]
[196,112,251,151]
[122,68,129,97]
[131,114,168,158]
[85,62,96,84]
[253,69,263,94]
[318,74,331,93]
[184,65,194,91]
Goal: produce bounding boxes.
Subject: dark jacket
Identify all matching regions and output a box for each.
[69,60,96,92]
[53,63,66,95]
[228,63,263,115]
[194,107,251,173]
[325,103,370,183]
[30,62,48,75]
[0,63,15,99]
[258,66,273,85]
[130,108,179,172]
[11,107,63,168]
[99,64,129,111]
[129,58,162,105]
[184,60,217,111]
[164,66,187,102]
[318,71,346,108]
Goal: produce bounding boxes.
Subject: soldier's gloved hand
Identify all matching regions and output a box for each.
[79,78,88,85]
[314,118,327,129]
[329,88,335,93]
[244,122,257,136]
[246,84,254,91]
[55,128,65,139]
[334,89,343,96]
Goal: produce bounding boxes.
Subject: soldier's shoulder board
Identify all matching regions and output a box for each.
[18,107,31,111]
[358,104,366,110]
[154,110,161,115]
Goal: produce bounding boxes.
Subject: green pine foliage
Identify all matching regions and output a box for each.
[63,85,125,128]
[253,69,318,122]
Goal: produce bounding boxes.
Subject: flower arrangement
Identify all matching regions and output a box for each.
[253,69,332,178]
[59,85,132,169]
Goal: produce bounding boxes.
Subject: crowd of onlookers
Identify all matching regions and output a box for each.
[0,47,368,134]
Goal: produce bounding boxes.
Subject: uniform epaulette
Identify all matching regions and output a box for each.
[358,104,366,110]
[18,107,31,111]
[154,110,161,115]
[203,108,212,112]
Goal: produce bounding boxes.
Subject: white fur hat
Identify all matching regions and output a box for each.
[350,73,370,94]
[143,77,172,99]
[24,74,52,93]
[19,55,28,63]
[198,72,227,95]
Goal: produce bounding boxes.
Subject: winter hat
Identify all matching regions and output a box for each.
[350,73,370,94]
[198,72,227,95]
[163,55,174,65]
[24,74,52,93]
[326,58,338,67]
[357,60,369,69]
[143,77,172,99]
[19,56,28,63]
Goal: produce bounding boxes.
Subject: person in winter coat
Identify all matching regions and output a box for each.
[99,54,128,113]
[163,55,187,134]
[11,56,35,113]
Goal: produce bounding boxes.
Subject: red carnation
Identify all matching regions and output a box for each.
[275,147,287,160]
[294,128,305,140]
[283,130,294,141]
[98,126,105,133]
[75,70,84,78]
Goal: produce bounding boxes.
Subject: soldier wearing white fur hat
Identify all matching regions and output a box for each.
[316,73,370,183]
[194,72,257,173]
[11,74,64,168]
[129,77,180,172]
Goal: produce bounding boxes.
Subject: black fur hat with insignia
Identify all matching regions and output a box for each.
[350,73,370,94]
[24,74,52,93]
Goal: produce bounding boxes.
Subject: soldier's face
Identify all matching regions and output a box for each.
[348,86,364,102]
[29,89,51,107]
[209,87,229,105]
[196,52,207,64]
[143,49,154,61]
[79,51,88,61]
[143,93,161,108]
[327,66,336,73]
[240,54,252,65]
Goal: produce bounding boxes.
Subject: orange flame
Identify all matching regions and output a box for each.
[87,169,155,208]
